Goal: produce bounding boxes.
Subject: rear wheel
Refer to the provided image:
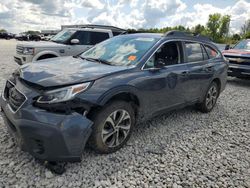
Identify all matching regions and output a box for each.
[197,82,219,113]
[88,101,135,153]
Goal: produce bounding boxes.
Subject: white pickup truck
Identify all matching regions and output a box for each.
[14,25,126,65]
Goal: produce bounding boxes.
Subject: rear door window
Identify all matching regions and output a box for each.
[185,42,204,62]
[89,32,110,45]
[204,45,220,59]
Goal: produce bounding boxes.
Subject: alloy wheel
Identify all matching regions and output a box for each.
[101,109,131,148]
[206,85,218,110]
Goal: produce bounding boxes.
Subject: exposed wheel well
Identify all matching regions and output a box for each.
[87,92,140,120]
[37,54,57,60]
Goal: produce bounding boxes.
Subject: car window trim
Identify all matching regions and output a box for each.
[141,40,184,70]
[203,44,222,60]
[183,41,208,63]
[142,39,218,70]
[183,41,221,64]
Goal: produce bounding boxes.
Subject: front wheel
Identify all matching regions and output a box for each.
[197,82,219,113]
[88,101,135,154]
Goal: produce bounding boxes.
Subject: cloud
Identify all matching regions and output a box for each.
[142,0,187,27]
[0,0,249,34]
[81,0,104,9]
[166,0,250,33]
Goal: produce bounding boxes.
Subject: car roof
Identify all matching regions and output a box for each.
[124,31,218,50]
[123,33,163,38]
[64,27,113,33]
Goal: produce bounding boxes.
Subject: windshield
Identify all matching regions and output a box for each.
[233,40,250,50]
[80,35,160,66]
[51,29,76,43]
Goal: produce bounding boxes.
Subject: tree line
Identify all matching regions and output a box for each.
[128,13,250,44]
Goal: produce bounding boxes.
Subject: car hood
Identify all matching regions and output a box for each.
[19,56,129,88]
[223,49,250,57]
[17,41,66,48]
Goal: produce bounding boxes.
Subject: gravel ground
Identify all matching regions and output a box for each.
[0,39,249,188]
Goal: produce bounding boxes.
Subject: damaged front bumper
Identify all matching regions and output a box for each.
[0,80,93,162]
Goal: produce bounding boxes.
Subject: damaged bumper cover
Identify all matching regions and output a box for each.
[0,81,93,162]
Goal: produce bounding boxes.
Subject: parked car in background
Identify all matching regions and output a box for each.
[15,34,41,41]
[14,25,126,65]
[15,34,29,41]
[0,31,227,165]
[0,32,14,40]
[223,39,250,78]
[28,34,41,41]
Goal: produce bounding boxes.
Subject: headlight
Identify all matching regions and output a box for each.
[23,47,34,55]
[37,82,91,104]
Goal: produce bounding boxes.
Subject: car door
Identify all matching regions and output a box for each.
[183,42,215,102]
[139,41,190,114]
[66,31,92,56]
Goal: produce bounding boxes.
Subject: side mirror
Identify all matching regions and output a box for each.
[225,44,230,50]
[71,39,80,44]
[155,58,165,69]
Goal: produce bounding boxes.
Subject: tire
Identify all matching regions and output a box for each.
[88,100,135,154]
[197,81,219,113]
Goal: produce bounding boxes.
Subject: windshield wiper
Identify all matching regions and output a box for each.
[80,57,113,65]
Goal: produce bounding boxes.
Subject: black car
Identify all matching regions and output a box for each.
[0,31,227,165]
[0,32,14,40]
[223,39,250,78]
[15,34,29,41]
[15,34,41,41]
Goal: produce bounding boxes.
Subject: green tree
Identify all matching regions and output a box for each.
[232,34,241,41]
[193,24,206,35]
[206,13,231,42]
[207,13,221,41]
[244,31,250,39]
[0,29,7,33]
[241,20,250,35]
[219,15,231,38]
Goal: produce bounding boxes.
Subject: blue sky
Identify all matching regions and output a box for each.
[0,0,249,33]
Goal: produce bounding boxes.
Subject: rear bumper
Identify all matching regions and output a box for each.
[228,64,250,77]
[0,94,93,162]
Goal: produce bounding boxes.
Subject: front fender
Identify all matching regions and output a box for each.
[32,50,60,62]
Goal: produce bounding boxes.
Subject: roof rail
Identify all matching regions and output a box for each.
[61,24,127,33]
[164,30,212,42]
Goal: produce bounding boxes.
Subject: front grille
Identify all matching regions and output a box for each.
[14,57,22,65]
[224,55,250,66]
[3,81,26,112]
[16,46,24,54]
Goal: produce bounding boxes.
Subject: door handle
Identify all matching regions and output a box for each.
[204,66,214,72]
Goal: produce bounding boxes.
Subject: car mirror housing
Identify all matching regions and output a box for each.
[225,44,231,50]
[71,39,80,44]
